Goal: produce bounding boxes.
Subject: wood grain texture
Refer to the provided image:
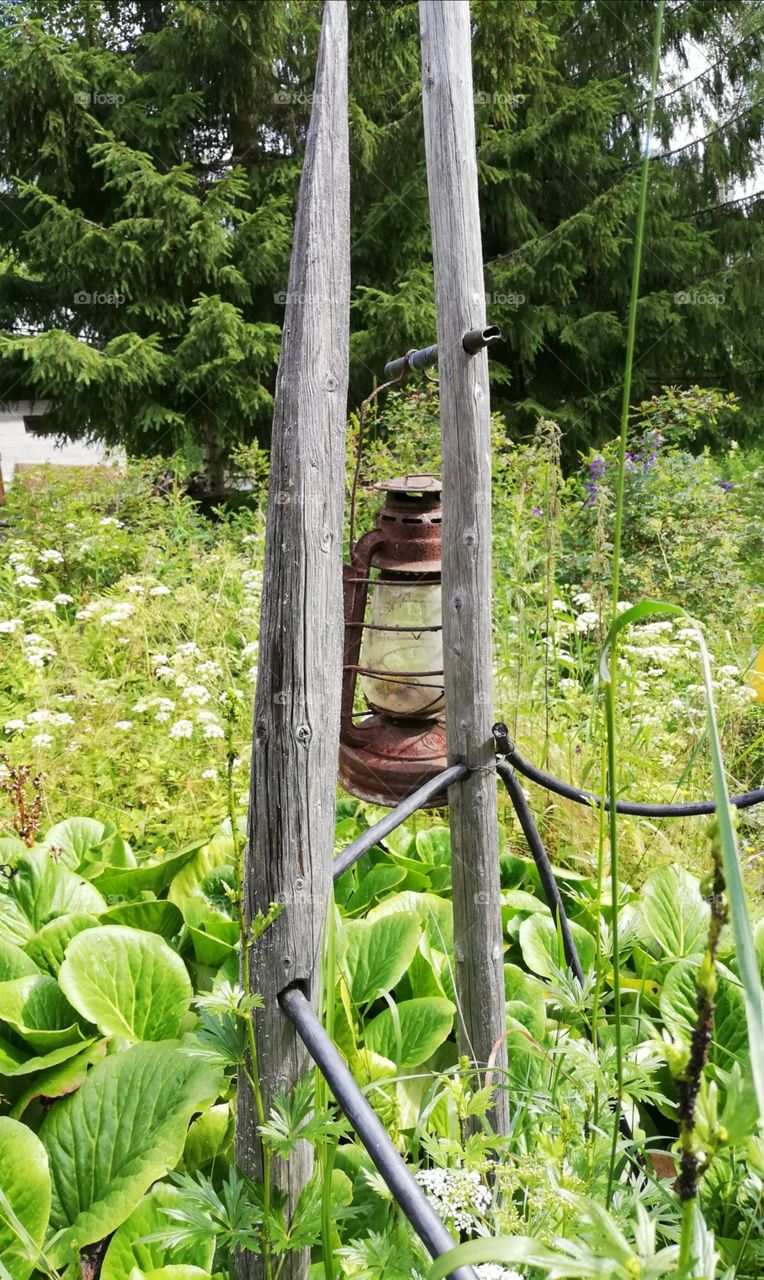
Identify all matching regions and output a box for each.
[419,0,509,1134]
[236,5,350,1276]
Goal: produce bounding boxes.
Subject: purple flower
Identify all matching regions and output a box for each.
[584,455,606,505]
[716,479,734,492]
[531,505,543,517]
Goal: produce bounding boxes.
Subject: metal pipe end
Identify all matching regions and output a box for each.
[462,325,502,355]
[492,721,514,756]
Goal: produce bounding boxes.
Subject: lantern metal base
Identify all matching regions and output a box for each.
[339,715,448,807]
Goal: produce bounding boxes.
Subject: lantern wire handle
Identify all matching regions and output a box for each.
[348,352,417,551]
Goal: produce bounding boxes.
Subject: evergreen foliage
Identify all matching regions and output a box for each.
[0,0,762,466]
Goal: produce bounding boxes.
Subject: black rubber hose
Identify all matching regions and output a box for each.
[280,985,480,1280]
[333,763,470,879]
[496,761,585,984]
[492,724,764,817]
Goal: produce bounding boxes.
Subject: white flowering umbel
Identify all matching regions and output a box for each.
[415,1167,491,1234]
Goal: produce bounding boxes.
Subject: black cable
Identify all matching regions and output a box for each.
[496,760,585,984]
[492,723,764,817]
[280,985,480,1280]
[496,756,642,1160]
[333,764,469,879]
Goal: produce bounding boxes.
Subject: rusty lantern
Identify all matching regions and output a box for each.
[339,475,447,806]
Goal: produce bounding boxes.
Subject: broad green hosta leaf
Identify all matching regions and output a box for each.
[40,818,122,872]
[0,849,106,946]
[0,1116,51,1280]
[101,1183,216,1280]
[344,866,406,915]
[713,979,749,1069]
[661,957,749,1068]
[94,841,206,898]
[367,891,453,952]
[351,1048,397,1090]
[504,964,546,1039]
[40,1041,223,1264]
[11,1039,108,1118]
[415,826,450,863]
[59,926,193,1042]
[182,901,238,967]
[519,914,596,980]
[0,835,25,861]
[0,1035,97,1077]
[0,937,40,981]
[181,1103,233,1174]
[364,997,454,1067]
[41,818,103,864]
[660,958,700,1042]
[340,912,420,1005]
[168,837,235,910]
[25,913,102,974]
[639,864,710,960]
[0,975,86,1051]
[101,900,184,939]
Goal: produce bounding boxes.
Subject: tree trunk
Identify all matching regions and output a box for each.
[236,4,350,1279]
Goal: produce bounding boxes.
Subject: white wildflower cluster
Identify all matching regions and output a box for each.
[102,602,135,627]
[240,567,262,625]
[134,691,225,742]
[98,516,124,528]
[132,695,176,722]
[240,638,258,684]
[37,548,64,564]
[181,683,211,706]
[169,718,194,739]
[5,708,75,741]
[415,1168,491,1233]
[0,618,22,633]
[23,631,56,669]
[197,659,223,679]
[143,643,238,743]
[26,599,57,614]
[8,546,41,591]
[123,578,172,598]
[575,610,600,635]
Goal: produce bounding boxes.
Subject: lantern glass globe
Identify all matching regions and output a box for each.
[359,578,445,718]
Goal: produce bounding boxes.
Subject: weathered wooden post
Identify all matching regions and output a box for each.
[236,4,349,1278]
[419,0,509,1134]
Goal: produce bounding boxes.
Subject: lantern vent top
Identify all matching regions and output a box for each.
[374,474,441,496]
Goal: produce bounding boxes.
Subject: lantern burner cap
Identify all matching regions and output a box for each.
[374,474,442,495]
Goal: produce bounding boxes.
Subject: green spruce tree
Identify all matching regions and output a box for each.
[0,0,762,470]
[0,0,318,481]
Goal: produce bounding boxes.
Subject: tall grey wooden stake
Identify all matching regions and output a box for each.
[237,4,349,1278]
[419,0,509,1134]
